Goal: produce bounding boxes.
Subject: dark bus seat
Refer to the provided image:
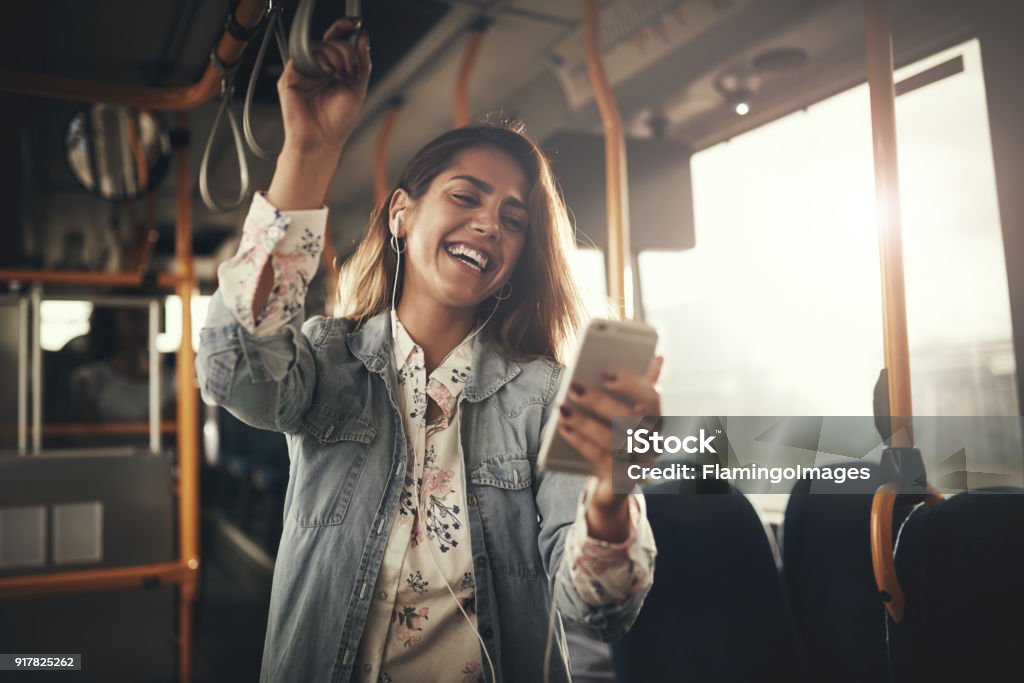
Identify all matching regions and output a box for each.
[613,479,808,682]
[887,486,1024,681]
[782,462,917,683]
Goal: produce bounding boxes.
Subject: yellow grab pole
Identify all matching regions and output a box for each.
[864,0,913,446]
[583,0,631,319]
[173,112,200,683]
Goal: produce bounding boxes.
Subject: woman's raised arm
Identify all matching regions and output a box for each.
[253,17,372,318]
[196,17,371,433]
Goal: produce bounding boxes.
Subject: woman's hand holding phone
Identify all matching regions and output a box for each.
[557,356,664,543]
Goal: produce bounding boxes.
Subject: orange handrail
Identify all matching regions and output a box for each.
[582,0,631,320]
[125,112,149,191]
[453,24,488,127]
[0,269,183,287]
[864,0,913,445]
[374,102,402,207]
[134,191,160,274]
[870,482,944,622]
[0,0,265,109]
[0,561,195,599]
[22,422,177,438]
[172,111,201,683]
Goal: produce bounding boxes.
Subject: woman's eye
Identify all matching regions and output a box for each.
[453,193,478,205]
[503,216,525,232]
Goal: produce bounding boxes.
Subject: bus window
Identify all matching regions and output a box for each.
[641,39,1018,433]
[569,247,612,322]
[157,294,212,354]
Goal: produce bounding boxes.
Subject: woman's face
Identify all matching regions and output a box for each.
[394,147,530,312]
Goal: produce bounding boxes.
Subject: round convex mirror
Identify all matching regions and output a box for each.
[65,104,172,201]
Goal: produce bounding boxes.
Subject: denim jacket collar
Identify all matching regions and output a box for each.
[346,310,521,403]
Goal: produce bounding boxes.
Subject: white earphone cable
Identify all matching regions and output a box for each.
[389,230,513,682]
[543,553,573,683]
[419,492,497,683]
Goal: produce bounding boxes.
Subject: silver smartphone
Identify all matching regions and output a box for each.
[537,318,659,475]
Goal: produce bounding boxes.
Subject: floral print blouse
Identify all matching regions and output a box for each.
[352,313,485,683]
[219,194,657,682]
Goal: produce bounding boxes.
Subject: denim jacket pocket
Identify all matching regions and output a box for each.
[294,403,378,527]
[470,456,544,579]
[470,456,533,490]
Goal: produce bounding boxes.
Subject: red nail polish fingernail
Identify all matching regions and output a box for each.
[560,405,572,418]
[570,382,585,396]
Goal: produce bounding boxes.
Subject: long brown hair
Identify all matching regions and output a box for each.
[336,122,583,364]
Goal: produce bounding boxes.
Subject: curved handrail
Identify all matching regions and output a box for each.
[290,0,363,80]
[198,54,251,212]
[453,20,489,127]
[0,0,266,110]
[871,482,944,622]
[582,0,631,320]
[244,3,290,159]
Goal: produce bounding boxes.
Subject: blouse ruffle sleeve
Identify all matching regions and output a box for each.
[216,192,328,337]
[565,477,657,607]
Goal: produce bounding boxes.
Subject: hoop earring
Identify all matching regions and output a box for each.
[389,234,406,254]
[494,282,512,301]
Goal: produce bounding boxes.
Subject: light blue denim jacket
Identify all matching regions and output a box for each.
[196,291,649,682]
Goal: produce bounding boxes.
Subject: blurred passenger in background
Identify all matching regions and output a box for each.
[70,306,175,422]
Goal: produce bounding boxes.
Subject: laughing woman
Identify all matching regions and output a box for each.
[197,17,659,683]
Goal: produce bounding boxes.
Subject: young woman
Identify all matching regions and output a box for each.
[197,17,660,683]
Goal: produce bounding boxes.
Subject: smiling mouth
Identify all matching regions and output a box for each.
[444,242,492,273]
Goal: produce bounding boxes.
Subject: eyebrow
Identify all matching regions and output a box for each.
[449,174,527,211]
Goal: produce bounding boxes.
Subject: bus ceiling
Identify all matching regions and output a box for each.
[0,0,1017,267]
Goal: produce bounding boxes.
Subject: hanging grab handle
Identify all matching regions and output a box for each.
[244,2,290,159]
[290,0,363,80]
[871,481,944,622]
[199,53,251,212]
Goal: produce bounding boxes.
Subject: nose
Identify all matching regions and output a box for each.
[469,211,501,241]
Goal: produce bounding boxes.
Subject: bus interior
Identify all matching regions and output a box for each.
[1,0,1023,681]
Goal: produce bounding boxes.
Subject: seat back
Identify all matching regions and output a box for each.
[887,486,1024,681]
[613,480,808,682]
[781,462,916,682]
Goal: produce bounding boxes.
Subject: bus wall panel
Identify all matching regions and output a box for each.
[0,455,174,577]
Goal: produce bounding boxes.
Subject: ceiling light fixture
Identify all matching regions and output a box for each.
[714,71,761,117]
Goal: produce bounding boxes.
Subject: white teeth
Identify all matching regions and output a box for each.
[445,243,489,271]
